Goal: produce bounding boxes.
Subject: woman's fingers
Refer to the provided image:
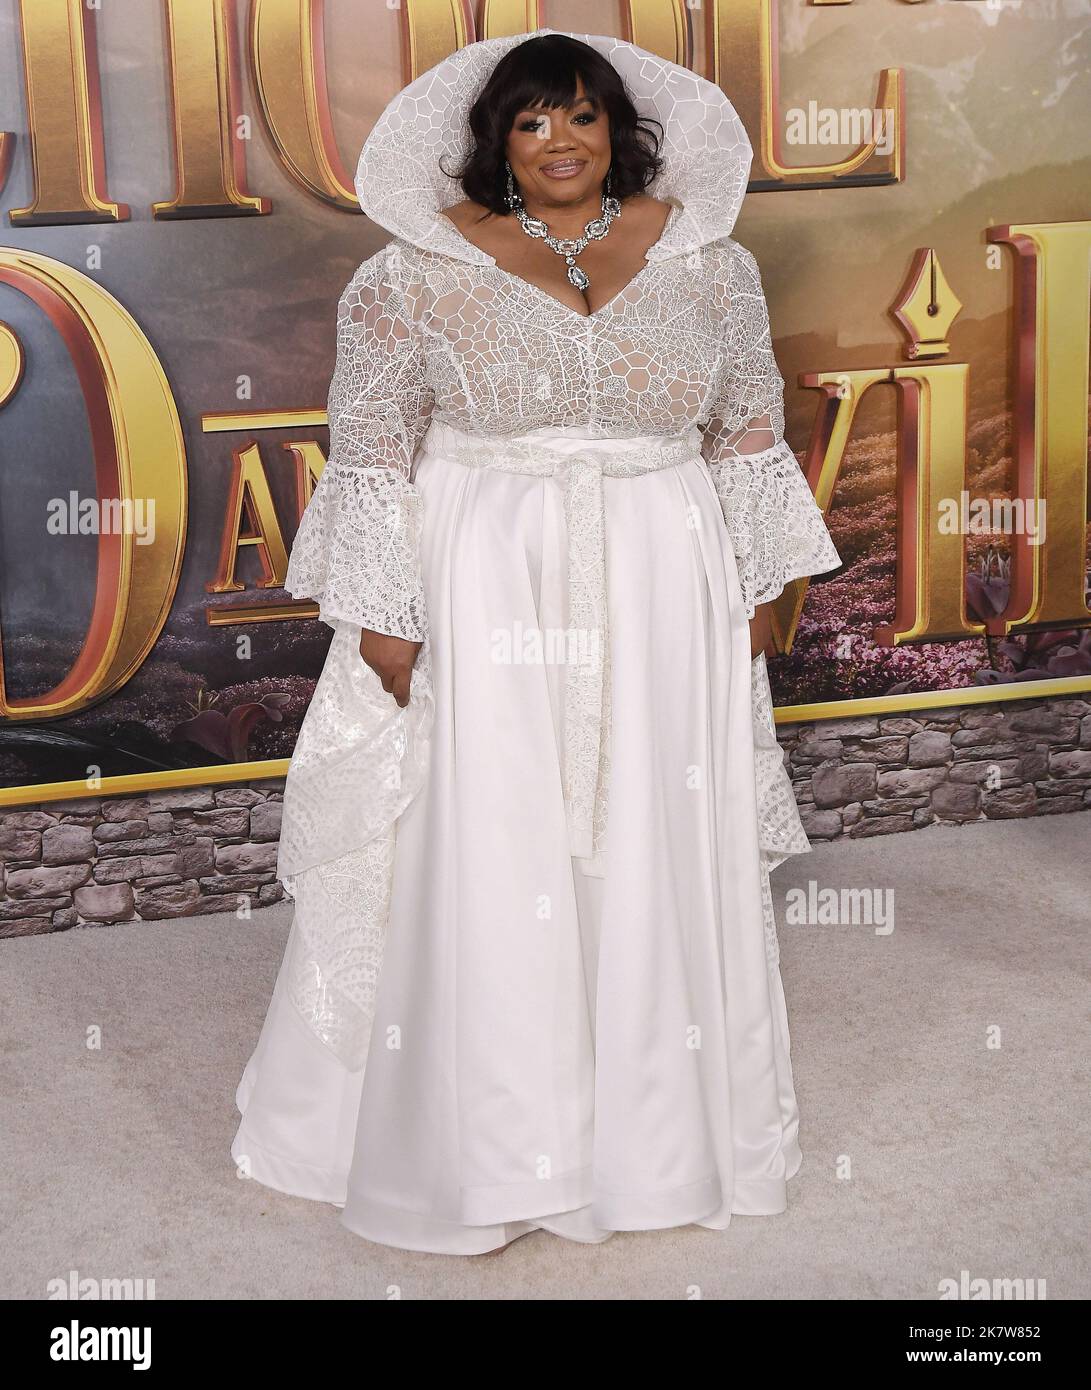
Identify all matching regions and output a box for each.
[391,669,412,708]
[358,628,421,707]
[374,661,410,706]
[749,602,774,659]
[369,658,411,704]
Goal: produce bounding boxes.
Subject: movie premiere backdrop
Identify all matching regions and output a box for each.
[0,0,1088,811]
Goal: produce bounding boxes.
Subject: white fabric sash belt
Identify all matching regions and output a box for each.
[419,419,704,867]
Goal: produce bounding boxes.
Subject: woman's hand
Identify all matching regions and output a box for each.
[749,602,774,661]
[358,628,422,708]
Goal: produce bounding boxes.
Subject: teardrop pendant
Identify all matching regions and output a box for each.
[568,264,590,291]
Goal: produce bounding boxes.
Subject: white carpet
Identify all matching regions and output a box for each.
[1,810,1087,1300]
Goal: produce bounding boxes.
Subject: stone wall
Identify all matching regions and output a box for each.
[784,694,1091,840]
[0,782,284,937]
[1,692,1088,936]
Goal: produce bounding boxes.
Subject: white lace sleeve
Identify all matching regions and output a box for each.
[702,243,841,620]
[284,245,435,639]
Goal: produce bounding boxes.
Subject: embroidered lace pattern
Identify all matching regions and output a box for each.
[700,243,842,620]
[285,235,840,638]
[282,253,435,641]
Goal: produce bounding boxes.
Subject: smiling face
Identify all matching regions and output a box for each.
[504,78,612,210]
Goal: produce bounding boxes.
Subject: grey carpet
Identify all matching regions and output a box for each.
[2,810,1087,1300]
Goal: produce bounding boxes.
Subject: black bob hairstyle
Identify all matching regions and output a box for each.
[444,35,665,217]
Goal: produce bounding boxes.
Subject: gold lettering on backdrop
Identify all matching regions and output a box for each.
[155,0,270,219]
[400,0,475,81]
[0,12,1083,693]
[0,250,186,717]
[282,438,324,517]
[0,1,909,221]
[985,221,1091,636]
[0,129,13,200]
[619,1,690,64]
[201,414,327,622]
[705,0,903,188]
[783,364,977,649]
[892,249,964,360]
[875,364,976,645]
[0,319,25,404]
[770,368,888,654]
[9,0,129,226]
[479,1,541,44]
[249,0,355,208]
[769,222,1091,655]
[208,442,290,593]
[479,0,694,58]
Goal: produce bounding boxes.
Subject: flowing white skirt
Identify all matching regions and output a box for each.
[232,429,802,1254]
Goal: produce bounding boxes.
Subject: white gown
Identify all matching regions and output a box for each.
[230,28,842,1255]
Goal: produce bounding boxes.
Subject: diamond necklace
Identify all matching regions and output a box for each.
[505,163,621,291]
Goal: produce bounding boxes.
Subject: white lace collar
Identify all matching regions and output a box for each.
[354,28,753,267]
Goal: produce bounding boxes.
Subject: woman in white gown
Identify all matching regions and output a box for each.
[230,29,841,1255]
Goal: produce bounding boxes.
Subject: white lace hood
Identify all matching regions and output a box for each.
[353,28,753,265]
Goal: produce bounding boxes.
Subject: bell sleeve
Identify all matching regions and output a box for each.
[701,242,841,620]
[284,245,435,639]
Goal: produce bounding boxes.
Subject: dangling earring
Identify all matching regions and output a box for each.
[504,160,523,211]
[604,166,613,197]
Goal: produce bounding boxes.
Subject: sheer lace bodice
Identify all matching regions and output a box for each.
[285,228,841,638]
